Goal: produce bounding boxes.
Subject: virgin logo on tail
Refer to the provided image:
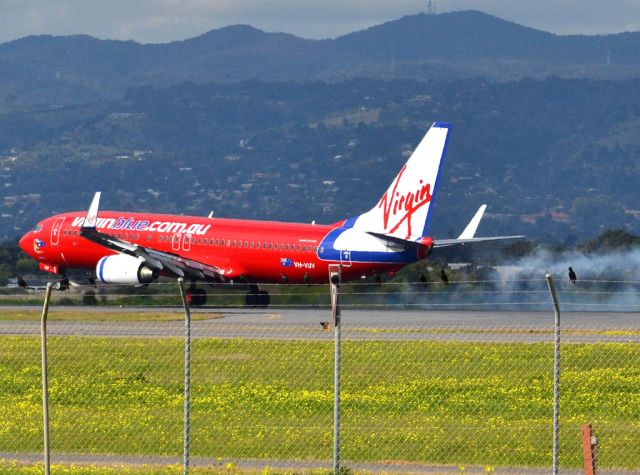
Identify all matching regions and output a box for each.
[378,165,432,239]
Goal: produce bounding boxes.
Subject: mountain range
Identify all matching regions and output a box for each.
[2,11,640,106]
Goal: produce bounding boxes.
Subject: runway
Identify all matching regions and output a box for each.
[1,307,639,342]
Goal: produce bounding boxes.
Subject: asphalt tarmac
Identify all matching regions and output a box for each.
[2,307,639,343]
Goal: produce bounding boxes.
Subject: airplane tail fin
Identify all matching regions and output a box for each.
[347,122,451,240]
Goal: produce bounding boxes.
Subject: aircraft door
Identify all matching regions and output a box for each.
[340,249,352,267]
[182,233,192,252]
[50,217,65,246]
[172,233,181,252]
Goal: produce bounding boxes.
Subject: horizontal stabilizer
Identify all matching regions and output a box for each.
[433,235,524,248]
[366,231,420,250]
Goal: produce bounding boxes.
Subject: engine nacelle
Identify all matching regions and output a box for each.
[96,254,159,285]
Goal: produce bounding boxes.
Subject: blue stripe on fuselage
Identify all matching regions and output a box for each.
[317,228,418,264]
[342,216,358,229]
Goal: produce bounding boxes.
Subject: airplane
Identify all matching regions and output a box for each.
[18,122,522,306]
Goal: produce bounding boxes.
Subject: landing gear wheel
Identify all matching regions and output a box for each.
[257,290,270,307]
[186,288,207,306]
[53,278,69,291]
[246,290,258,307]
[246,289,270,307]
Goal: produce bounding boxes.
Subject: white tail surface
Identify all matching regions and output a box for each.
[350,122,451,240]
[458,204,487,239]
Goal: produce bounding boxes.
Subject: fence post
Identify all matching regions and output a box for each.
[328,265,341,473]
[581,424,597,475]
[178,278,192,475]
[40,282,53,475]
[546,273,561,475]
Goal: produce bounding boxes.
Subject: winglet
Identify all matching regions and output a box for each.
[83,192,101,228]
[457,204,486,239]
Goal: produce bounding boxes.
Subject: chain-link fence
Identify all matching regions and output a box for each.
[1,278,640,473]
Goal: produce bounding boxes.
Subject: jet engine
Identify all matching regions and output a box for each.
[96,254,159,285]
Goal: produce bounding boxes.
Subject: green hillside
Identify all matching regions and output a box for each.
[0,77,638,241]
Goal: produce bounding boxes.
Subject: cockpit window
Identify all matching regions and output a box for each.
[32,224,43,233]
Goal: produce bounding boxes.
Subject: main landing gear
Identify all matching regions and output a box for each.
[246,285,270,307]
[186,285,207,306]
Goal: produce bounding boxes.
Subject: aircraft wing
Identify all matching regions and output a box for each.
[79,192,227,282]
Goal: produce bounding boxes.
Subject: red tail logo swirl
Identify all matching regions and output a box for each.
[378,165,432,239]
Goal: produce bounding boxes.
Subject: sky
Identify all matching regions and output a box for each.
[1,0,640,45]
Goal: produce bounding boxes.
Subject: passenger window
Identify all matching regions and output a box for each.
[280,244,284,250]
[297,245,301,251]
[268,243,273,250]
[198,238,202,245]
[244,241,248,248]
[302,245,306,251]
[262,242,267,249]
[250,242,254,248]
[215,239,219,246]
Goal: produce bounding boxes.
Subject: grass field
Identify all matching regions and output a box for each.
[0,459,337,475]
[0,308,222,322]
[2,333,640,471]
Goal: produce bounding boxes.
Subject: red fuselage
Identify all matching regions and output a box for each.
[19,211,406,284]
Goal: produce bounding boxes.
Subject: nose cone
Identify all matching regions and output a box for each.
[19,232,32,256]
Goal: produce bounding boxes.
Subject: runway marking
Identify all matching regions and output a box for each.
[244,313,282,322]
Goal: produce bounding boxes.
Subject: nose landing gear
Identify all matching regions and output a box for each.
[53,277,70,291]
